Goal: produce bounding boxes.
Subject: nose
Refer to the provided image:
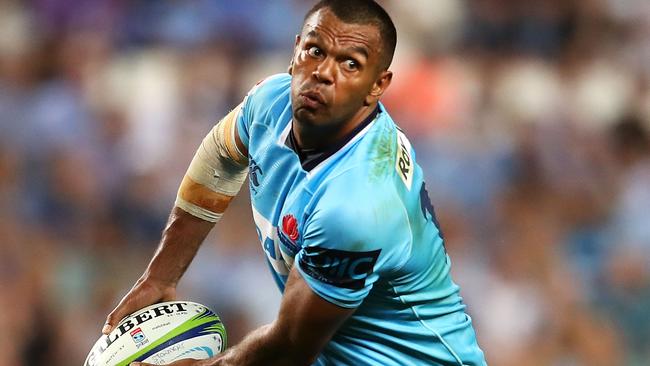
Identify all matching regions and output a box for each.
[312,58,335,85]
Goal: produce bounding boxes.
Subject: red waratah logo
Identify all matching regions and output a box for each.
[282,214,299,241]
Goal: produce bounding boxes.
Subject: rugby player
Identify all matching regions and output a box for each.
[104,0,487,364]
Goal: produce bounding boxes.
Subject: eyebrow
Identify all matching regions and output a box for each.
[305,30,370,60]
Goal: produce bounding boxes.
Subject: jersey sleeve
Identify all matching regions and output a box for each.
[295,182,411,308]
[235,73,291,150]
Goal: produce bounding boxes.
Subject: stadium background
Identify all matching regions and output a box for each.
[1,0,649,365]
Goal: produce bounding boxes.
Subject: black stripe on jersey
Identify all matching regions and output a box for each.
[285,106,380,171]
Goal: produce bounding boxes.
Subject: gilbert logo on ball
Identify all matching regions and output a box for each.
[85,301,226,366]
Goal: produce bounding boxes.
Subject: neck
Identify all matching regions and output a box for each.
[293,103,378,151]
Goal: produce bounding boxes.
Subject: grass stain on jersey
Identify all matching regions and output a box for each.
[368,124,397,182]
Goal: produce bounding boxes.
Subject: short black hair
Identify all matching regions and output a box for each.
[303,0,397,70]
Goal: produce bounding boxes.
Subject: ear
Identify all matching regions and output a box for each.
[365,70,393,105]
[288,35,300,75]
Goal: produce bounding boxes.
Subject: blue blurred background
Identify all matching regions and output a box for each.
[1,0,650,365]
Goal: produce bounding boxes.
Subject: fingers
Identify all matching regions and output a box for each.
[101,322,112,335]
[103,303,127,335]
[103,287,145,335]
[102,281,177,335]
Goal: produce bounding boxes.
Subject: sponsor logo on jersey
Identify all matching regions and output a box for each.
[299,248,381,289]
[282,214,299,241]
[249,158,263,193]
[130,327,149,348]
[395,129,413,190]
[277,214,300,259]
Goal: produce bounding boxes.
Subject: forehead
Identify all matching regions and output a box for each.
[301,9,382,54]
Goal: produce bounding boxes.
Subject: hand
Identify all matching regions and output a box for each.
[103,277,176,334]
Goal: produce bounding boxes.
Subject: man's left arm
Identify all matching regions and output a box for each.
[132,267,354,366]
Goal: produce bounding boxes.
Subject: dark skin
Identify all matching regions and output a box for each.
[289,9,392,150]
[104,8,393,366]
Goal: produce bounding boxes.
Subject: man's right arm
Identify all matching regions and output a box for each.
[102,206,213,334]
[103,104,249,334]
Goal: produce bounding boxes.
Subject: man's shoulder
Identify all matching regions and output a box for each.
[307,114,418,230]
[304,154,411,259]
[319,114,403,191]
[312,156,404,227]
[244,73,291,105]
[240,73,292,133]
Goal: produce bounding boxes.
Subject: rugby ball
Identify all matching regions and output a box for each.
[84,301,226,366]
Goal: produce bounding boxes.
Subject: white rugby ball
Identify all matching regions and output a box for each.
[85,301,226,366]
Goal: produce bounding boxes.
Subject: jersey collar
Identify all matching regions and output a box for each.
[285,106,380,172]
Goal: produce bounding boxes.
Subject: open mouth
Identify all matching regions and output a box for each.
[299,91,326,108]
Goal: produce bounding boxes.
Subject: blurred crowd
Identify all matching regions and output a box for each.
[1,0,649,365]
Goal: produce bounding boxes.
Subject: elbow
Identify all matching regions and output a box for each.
[269,323,321,366]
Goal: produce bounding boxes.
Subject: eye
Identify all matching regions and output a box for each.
[307,46,323,58]
[342,59,359,71]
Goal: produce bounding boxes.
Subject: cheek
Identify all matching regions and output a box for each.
[297,50,308,63]
[294,52,311,71]
[337,80,370,105]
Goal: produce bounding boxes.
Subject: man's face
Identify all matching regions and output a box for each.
[290,9,388,130]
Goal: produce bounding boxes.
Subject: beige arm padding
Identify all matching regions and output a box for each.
[175,104,248,222]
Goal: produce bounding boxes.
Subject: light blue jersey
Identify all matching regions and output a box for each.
[236,74,486,366]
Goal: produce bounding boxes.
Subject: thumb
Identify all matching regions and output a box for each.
[101,317,116,335]
[103,281,177,335]
[103,305,127,335]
